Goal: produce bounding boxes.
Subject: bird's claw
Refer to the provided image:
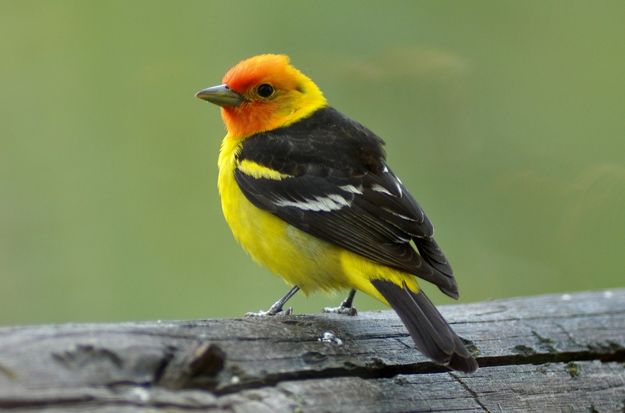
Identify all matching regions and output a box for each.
[245,306,293,317]
[323,305,358,316]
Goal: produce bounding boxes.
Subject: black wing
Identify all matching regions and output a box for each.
[235,107,458,298]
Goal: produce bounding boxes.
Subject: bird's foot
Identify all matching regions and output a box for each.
[246,286,299,317]
[245,303,293,317]
[323,305,357,316]
[324,290,358,316]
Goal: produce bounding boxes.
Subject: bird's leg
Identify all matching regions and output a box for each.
[323,289,358,316]
[245,285,300,317]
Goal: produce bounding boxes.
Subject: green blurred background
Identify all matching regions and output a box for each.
[1,1,624,326]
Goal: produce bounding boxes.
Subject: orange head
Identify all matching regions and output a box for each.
[196,54,326,138]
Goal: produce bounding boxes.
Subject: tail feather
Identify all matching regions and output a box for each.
[371,279,478,373]
[414,237,458,299]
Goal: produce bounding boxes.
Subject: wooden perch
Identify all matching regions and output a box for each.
[1,289,624,412]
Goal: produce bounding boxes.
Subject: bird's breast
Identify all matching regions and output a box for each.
[217,136,346,293]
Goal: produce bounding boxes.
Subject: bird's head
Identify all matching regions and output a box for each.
[196,54,326,138]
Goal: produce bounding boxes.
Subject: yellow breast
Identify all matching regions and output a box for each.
[216,135,418,300]
[217,135,345,293]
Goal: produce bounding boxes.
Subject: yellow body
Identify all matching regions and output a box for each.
[218,136,419,303]
[208,54,419,305]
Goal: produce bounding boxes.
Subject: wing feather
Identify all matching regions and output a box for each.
[234,107,458,298]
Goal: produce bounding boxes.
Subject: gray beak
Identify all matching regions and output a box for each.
[195,84,244,107]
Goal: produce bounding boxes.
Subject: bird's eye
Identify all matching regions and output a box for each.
[257,83,274,98]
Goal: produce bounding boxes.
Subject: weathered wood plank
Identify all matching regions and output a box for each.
[0,290,624,412]
[1,361,623,413]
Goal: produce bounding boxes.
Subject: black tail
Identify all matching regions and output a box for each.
[413,237,458,299]
[371,279,478,373]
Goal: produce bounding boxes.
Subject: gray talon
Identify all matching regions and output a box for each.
[245,307,293,317]
[323,306,358,316]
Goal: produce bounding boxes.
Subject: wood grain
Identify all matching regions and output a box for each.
[1,289,624,412]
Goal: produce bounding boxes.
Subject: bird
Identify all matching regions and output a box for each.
[196,54,478,373]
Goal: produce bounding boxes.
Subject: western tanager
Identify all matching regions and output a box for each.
[196,54,477,373]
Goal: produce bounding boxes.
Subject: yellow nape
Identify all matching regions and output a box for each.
[238,159,291,180]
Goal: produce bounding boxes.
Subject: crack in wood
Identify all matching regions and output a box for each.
[213,346,625,396]
[455,309,625,325]
[449,372,490,412]
[554,321,583,348]
[0,396,97,410]
[0,397,228,411]
[477,348,625,369]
